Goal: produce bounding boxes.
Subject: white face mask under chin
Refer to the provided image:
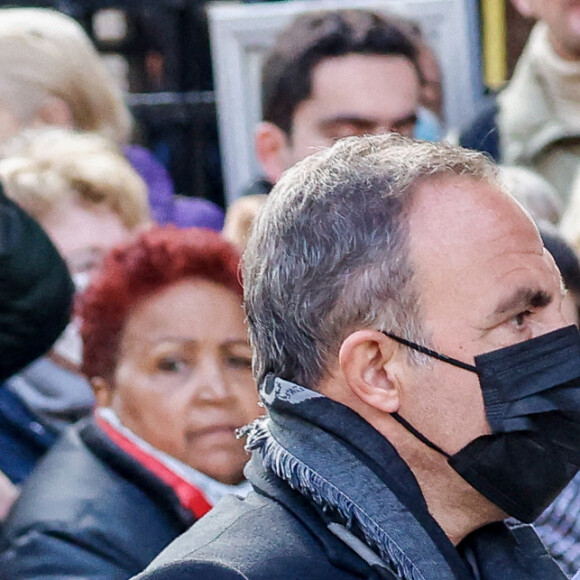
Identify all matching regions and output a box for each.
[51,272,91,369]
[52,270,91,369]
[51,319,83,368]
[72,271,91,294]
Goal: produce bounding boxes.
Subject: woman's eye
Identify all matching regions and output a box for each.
[227,356,252,370]
[157,358,187,373]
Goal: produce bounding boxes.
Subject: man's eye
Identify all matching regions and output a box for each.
[392,120,416,138]
[514,311,531,327]
[330,124,370,141]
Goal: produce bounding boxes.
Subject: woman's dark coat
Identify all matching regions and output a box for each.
[0,418,195,579]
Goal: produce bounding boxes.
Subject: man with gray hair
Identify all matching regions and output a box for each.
[134,135,580,580]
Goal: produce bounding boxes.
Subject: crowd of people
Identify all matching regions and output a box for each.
[3,1,580,579]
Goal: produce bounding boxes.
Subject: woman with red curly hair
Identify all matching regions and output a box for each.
[0,226,261,579]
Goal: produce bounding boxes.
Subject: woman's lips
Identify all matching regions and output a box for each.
[188,424,238,441]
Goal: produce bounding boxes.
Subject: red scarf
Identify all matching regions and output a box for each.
[97,416,212,519]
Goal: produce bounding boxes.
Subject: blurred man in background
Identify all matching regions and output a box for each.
[244,9,421,195]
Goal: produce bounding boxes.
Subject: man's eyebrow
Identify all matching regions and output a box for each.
[493,288,552,316]
[392,111,418,128]
[318,115,377,130]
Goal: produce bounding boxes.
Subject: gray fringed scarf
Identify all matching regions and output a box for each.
[242,375,568,580]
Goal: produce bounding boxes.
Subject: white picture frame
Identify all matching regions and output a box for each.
[208,0,483,203]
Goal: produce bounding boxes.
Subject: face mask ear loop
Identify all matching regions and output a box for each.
[381,331,478,373]
[391,413,452,459]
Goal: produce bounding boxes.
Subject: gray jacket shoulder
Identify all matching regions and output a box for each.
[134,489,366,580]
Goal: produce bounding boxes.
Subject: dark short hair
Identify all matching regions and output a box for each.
[79,226,242,380]
[261,9,419,136]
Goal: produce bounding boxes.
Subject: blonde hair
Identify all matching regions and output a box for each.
[223,194,268,252]
[0,8,131,143]
[0,127,149,229]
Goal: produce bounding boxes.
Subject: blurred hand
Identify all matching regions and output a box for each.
[0,469,18,520]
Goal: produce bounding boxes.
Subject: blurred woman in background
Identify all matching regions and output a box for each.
[0,7,224,228]
[0,226,261,579]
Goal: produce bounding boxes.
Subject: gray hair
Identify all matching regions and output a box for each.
[243,134,498,388]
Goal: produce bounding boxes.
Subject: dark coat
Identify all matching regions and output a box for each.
[0,184,73,382]
[458,99,500,162]
[0,386,57,484]
[240,177,273,197]
[133,457,396,580]
[0,418,195,580]
[133,457,568,580]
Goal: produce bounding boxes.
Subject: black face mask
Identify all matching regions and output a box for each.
[382,325,580,523]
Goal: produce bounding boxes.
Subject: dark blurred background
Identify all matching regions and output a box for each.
[0,0,536,210]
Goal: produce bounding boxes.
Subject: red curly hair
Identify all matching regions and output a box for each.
[79,226,242,380]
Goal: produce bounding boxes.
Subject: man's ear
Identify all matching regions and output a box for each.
[91,376,114,408]
[31,97,74,128]
[339,330,401,414]
[254,121,292,184]
[510,0,536,19]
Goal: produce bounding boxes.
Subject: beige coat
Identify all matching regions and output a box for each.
[499,23,580,205]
